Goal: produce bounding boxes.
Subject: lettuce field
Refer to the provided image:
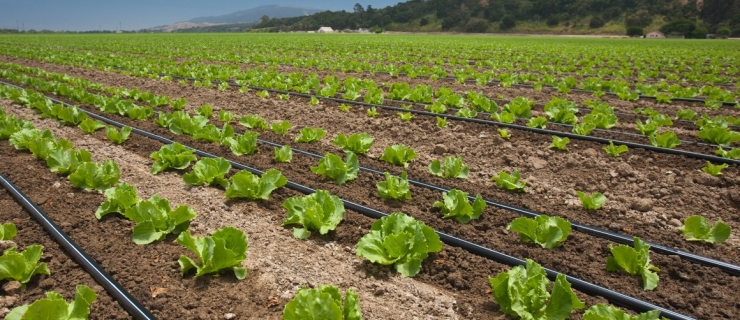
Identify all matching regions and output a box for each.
[0,33,738,319]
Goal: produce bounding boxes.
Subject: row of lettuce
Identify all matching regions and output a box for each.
[0,82,675,320]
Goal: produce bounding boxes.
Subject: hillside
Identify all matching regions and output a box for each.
[253,0,740,37]
[149,4,324,32]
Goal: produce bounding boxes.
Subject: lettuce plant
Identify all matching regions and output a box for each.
[356,212,441,277]
[78,118,105,134]
[397,111,414,121]
[56,106,88,126]
[122,195,197,245]
[489,259,584,320]
[576,191,606,210]
[222,132,259,156]
[572,122,596,136]
[649,131,681,149]
[0,114,33,139]
[583,304,661,320]
[68,160,120,191]
[366,107,378,117]
[282,190,345,239]
[225,169,287,200]
[379,144,417,167]
[105,126,132,144]
[169,111,208,135]
[503,97,534,118]
[177,226,248,280]
[701,161,728,176]
[196,103,213,117]
[0,245,50,290]
[183,157,231,188]
[377,171,412,200]
[606,237,660,291]
[150,143,197,174]
[274,145,293,163]
[270,120,291,135]
[1,222,17,241]
[544,97,578,125]
[508,216,571,249]
[428,156,469,179]
[455,107,477,118]
[492,169,526,192]
[550,136,570,151]
[218,110,236,123]
[46,148,91,175]
[603,141,628,157]
[676,109,697,120]
[697,127,740,146]
[433,189,485,223]
[332,133,374,155]
[295,127,326,143]
[715,147,740,159]
[171,98,187,111]
[678,215,731,244]
[5,285,97,320]
[239,114,268,130]
[95,182,138,219]
[436,116,447,128]
[311,152,359,185]
[491,111,516,124]
[527,116,547,129]
[283,285,362,320]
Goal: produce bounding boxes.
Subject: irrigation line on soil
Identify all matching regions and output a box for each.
[0,173,156,320]
[14,85,695,320]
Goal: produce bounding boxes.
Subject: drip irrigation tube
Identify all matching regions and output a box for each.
[0,174,156,320]
[3,83,697,320]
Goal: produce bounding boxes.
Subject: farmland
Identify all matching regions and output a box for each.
[0,33,738,320]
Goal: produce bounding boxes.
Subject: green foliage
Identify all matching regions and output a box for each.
[606,237,660,291]
[193,123,235,143]
[0,245,50,290]
[428,155,469,179]
[46,148,91,175]
[433,189,486,224]
[122,195,197,245]
[218,110,237,123]
[572,122,596,136]
[256,90,269,98]
[295,127,326,143]
[701,161,728,176]
[311,152,359,185]
[648,131,681,149]
[503,97,534,118]
[379,144,417,167]
[5,285,97,320]
[377,171,412,200]
[603,141,628,157]
[436,116,447,128]
[0,222,17,241]
[282,190,345,239]
[183,157,231,188]
[355,212,442,277]
[68,160,120,191]
[498,128,511,139]
[196,104,214,118]
[455,107,477,118]
[544,97,578,125]
[222,132,259,156]
[270,120,291,135]
[697,127,740,146]
[274,145,293,163]
[95,182,138,219]
[0,114,33,139]
[225,169,287,200]
[56,106,88,126]
[78,118,105,134]
[171,97,187,111]
[149,143,197,174]
[491,111,516,123]
[366,107,378,117]
[282,285,362,320]
[676,109,697,120]
[169,111,208,135]
[339,103,352,112]
[583,304,661,320]
[715,147,740,159]
[177,227,248,280]
[576,191,606,210]
[550,136,570,151]
[489,259,584,320]
[527,116,547,129]
[507,216,571,249]
[309,96,320,105]
[332,133,374,155]
[678,215,731,244]
[105,126,132,144]
[239,114,268,131]
[491,169,526,192]
[397,111,414,121]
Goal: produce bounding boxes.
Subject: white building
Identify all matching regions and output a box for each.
[646,31,665,38]
[317,27,334,33]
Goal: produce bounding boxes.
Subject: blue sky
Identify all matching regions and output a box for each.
[0,1,400,31]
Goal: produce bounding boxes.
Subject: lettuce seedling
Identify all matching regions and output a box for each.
[356,212,442,277]
[676,109,697,120]
[154,112,172,128]
[311,152,359,185]
[282,190,345,239]
[492,169,526,192]
[68,160,120,191]
[193,123,234,143]
[105,126,132,144]
[550,136,570,151]
[678,215,731,244]
[572,122,596,136]
[218,110,237,123]
[701,161,728,176]
[603,141,628,157]
[309,96,320,105]
[398,112,414,121]
[0,114,33,139]
[183,157,231,188]
[649,131,681,149]
[295,127,326,143]
[436,117,447,128]
[508,216,571,249]
[527,116,547,129]
[428,156,469,179]
[379,144,417,167]
[150,143,197,174]
[377,171,411,201]
[274,145,293,163]
[583,304,661,320]
[332,133,374,155]
[225,169,287,200]
[222,132,259,156]
[46,148,91,175]
[715,146,740,159]
[489,259,584,320]
[171,97,187,111]
[498,128,512,139]
[433,189,485,223]
[283,285,362,320]
[697,127,740,146]
[270,120,291,135]
[239,114,268,131]
[576,191,606,210]
[0,222,17,241]
[366,107,378,117]
[196,103,213,117]
[122,195,197,245]
[125,105,153,120]
[5,285,97,320]
[606,237,660,291]
[78,118,105,134]
[177,227,248,280]
[425,102,447,114]
[544,97,578,125]
[169,112,208,135]
[0,245,50,290]
[491,111,516,124]
[56,106,88,126]
[95,182,138,219]
[503,97,534,118]
[455,107,477,118]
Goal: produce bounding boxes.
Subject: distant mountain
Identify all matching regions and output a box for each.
[148,4,324,32]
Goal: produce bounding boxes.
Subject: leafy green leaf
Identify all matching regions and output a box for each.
[295,127,326,143]
[5,285,97,320]
[282,285,363,320]
[676,109,697,121]
[149,143,197,174]
[527,116,547,129]
[377,171,412,200]
[606,237,659,291]
[379,144,417,167]
[356,212,441,277]
[271,120,291,135]
[332,133,374,155]
[46,148,91,175]
[282,190,345,239]
[122,195,197,245]
[492,169,526,192]
[219,110,237,123]
[503,97,534,118]
[311,152,359,185]
[603,141,628,157]
[0,223,17,241]
[583,303,661,320]
[0,245,51,290]
[428,156,469,179]
[433,189,485,223]
[68,160,120,191]
[274,145,293,163]
[196,103,213,117]
[193,123,234,143]
[648,131,681,149]
[105,126,132,144]
[678,215,731,244]
[177,227,248,280]
[78,118,105,134]
[576,191,606,210]
[56,106,88,125]
[701,161,728,176]
[239,114,269,131]
[544,97,578,125]
[697,126,740,146]
[225,169,287,200]
[507,216,571,249]
[95,182,138,219]
[183,157,231,188]
[550,136,570,151]
[222,132,259,156]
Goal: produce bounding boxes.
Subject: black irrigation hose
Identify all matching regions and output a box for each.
[0,174,156,320]
[8,84,696,320]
